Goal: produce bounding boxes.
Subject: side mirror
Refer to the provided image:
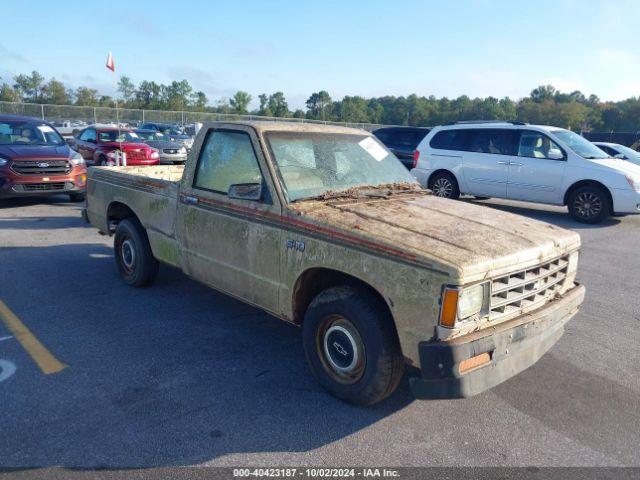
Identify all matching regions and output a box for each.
[547,148,564,160]
[65,137,76,147]
[228,183,262,201]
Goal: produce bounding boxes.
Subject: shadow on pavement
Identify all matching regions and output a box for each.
[0,243,414,469]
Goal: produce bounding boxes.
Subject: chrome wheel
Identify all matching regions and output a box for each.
[316,315,366,384]
[573,192,602,220]
[432,177,454,197]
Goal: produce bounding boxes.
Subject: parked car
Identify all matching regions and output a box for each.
[135,129,188,164]
[372,126,431,169]
[84,121,584,405]
[138,122,194,151]
[593,142,640,166]
[73,127,160,166]
[411,121,640,223]
[0,115,87,201]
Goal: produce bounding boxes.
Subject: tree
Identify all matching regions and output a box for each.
[268,92,290,117]
[258,94,272,116]
[13,70,45,102]
[74,87,99,106]
[230,91,252,114]
[0,83,20,102]
[306,90,332,120]
[42,78,71,105]
[117,76,136,104]
[530,85,556,103]
[191,91,208,110]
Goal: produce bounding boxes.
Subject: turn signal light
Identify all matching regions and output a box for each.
[412,150,420,169]
[440,289,459,328]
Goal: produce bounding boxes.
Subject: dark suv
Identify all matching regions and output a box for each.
[372,126,431,169]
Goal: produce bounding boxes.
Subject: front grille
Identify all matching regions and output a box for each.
[11,160,71,175]
[163,149,179,154]
[490,255,570,321]
[126,149,146,161]
[22,182,66,191]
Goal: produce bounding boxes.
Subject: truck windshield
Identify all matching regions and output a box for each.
[550,129,609,159]
[0,121,65,146]
[266,132,418,202]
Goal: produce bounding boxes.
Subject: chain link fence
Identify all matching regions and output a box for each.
[0,101,384,133]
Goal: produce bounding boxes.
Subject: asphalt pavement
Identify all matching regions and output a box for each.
[0,195,638,469]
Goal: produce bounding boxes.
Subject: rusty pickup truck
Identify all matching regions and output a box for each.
[85,121,585,405]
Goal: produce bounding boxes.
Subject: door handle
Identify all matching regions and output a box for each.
[181,195,199,205]
[509,162,523,166]
[497,161,510,165]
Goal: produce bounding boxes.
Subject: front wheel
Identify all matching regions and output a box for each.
[69,193,85,202]
[428,172,460,199]
[114,218,159,287]
[302,286,405,406]
[567,186,611,224]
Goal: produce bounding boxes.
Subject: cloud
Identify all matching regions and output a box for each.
[0,43,26,63]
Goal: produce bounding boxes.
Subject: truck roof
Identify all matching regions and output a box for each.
[203,120,369,136]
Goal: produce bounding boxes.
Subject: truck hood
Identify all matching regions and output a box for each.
[0,144,70,160]
[290,194,581,283]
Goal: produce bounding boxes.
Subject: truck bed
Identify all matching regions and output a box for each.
[102,165,185,183]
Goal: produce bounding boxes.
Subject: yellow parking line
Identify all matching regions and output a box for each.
[0,299,67,375]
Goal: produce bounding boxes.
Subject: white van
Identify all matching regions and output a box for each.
[411,121,640,223]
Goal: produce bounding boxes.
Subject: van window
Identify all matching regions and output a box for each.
[518,131,563,159]
[429,129,470,150]
[467,129,518,155]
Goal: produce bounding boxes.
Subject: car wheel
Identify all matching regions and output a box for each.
[302,286,404,406]
[568,186,611,224]
[69,193,85,202]
[429,172,460,199]
[114,218,159,287]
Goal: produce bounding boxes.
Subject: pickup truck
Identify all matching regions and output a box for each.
[85,121,585,405]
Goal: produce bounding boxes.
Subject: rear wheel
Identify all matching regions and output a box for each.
[302,286,404,406]
[428,172,460,199]
[114,218,159,287]
[567,186,611,224]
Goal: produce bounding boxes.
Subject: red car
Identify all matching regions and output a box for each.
[0,114,87,201]
[73,127,160,166]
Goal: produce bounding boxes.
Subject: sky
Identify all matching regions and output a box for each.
[1,0,639,109]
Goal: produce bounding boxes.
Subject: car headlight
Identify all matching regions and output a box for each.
[0,158,8,167]
[439,282,489,328]
[150,149,159,159]
[179,146,187,154]
[70,151,85,165]
[626,175,640,192]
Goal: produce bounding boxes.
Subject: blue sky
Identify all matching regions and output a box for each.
[1,0,639,109]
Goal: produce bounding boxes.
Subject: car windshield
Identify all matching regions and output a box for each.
[550,129,608,159]
[610,144,640,160]
[98,130,141,143]
[0,121,65,146]
[136,131,164,141]
[266,132,419,202]
[158,125,183,136]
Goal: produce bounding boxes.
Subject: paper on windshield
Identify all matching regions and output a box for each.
[358,137,388,161]
[37,125,55,134]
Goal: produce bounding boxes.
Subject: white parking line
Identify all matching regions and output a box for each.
[0,336,14,342]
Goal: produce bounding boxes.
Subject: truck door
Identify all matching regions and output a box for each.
[176,126,282,314]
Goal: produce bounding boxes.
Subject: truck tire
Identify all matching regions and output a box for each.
[114,218,159,287]
[567,185,611,224]
[302,286,404,406]
[428,171,460,199]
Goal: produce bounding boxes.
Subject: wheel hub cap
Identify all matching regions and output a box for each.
[121,239,135,269]
[574,192,602,218]
[433,178,452,197]
[324,326,358,372]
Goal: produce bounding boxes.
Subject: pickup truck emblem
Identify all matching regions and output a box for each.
[286,239,305,252]
[333,342,348,357]
[37,162,50,168]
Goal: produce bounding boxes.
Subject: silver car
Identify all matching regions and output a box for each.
[135,130,188,164]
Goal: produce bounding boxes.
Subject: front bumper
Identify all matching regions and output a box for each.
[0,171,87,198]
[410,283,585,399]
[159,153,187,164]
[611,188,640,215]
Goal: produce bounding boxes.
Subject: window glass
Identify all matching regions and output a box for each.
[194,130,263,195]
[429,129,470,151]
[79,129,96,142]
[549,129,606,159]
[97,130,141,143]
[518,131,563,159]
[467,129,517,155]
[0,121,64,146]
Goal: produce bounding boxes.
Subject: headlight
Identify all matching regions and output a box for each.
[150,149,159,159]
[179,146,187,154]
[106,151,117,159]
[70,151,85,165]
[0,158,8,167]
[626,175,640,192]
[439,282,489,328]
